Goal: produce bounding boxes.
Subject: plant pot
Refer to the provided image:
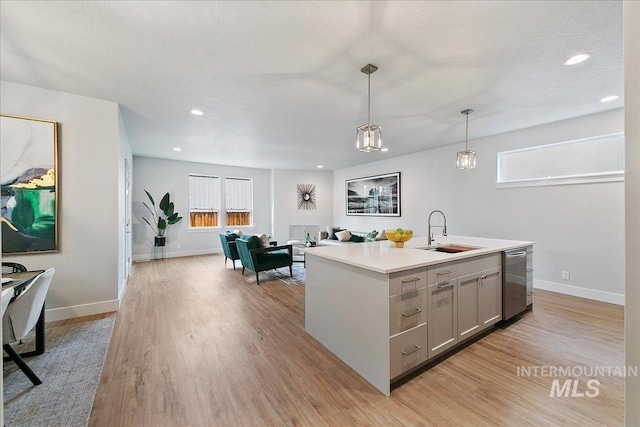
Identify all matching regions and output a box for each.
[155,236,166,247]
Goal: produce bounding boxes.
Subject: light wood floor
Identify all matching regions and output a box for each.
[89,254,624,426]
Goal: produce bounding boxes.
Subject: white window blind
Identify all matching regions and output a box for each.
[225,177,252,226]
[497,133,624,187]
[188,174,220,228]
[189,175,220,210]
[225,178,252,210]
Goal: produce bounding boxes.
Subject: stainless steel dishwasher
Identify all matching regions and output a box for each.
[502,246,533,320]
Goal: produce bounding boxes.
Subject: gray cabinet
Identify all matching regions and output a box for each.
[457,272,481,340]
[389,268,428,379]
[427,279,457,359]
[479,267,502,329]
[458,266,502,337]
[427,254,502,360]
[390,323,428,379]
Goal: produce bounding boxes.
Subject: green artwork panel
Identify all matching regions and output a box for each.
[1,115,59,254]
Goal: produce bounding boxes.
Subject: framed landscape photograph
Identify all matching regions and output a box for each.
[1,114,59,254]
[346,172,400,216]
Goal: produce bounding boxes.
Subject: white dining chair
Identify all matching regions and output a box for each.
[2,267,55,385]
[1,288,13,317]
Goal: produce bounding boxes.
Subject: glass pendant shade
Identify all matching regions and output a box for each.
[456,150,476,169]
[356,124,382,152]
[457,108,476,169]
[356,63,382,153]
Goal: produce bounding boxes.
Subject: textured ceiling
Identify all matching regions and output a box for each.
[0,1,623,171]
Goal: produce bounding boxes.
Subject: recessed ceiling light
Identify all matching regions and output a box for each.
[173,147,182,151]
[600,95,619,103]
[381,148,389,152]
[564,53,591,65]
[191,109,203,116]
[317,165,323,168]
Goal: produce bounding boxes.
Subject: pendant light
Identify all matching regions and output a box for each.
[456,109,476,169]
[356,64,382,152]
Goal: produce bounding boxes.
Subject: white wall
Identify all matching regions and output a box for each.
[624,1,640,423]
[272,169,333,244]
[1,81,124,319]
[131,156,272,260]
[117,108,133,300]
[333,109,625,304]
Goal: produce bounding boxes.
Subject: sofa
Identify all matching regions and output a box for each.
[316,228,387,246]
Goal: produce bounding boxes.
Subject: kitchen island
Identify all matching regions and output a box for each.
[304,235,533,396]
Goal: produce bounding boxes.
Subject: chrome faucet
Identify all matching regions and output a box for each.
[428,210,447,245]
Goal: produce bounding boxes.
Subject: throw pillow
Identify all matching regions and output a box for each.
[335,230,352,242]
[365,230,378,242]
[254,233,270,248]
[326,226,343,240]
[232,229,244,237]
[349,234,364,243]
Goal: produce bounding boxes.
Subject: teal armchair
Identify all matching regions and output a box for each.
[235,235,293,285]
[219,232,241,270]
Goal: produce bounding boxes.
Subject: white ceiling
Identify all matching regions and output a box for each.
[0,1,623,171]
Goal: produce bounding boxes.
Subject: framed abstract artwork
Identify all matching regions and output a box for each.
[297,184,317,210]
[346,172,400,216]
[1,114,59,254]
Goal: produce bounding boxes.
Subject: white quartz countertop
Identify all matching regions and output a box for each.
[303,235,534,274]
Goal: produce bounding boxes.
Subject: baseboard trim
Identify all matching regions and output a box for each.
[46,299,120,321]
[132,248,221,262]
[534,279,625,305]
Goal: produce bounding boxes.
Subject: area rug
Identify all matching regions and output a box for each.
[244,263,306,286]
[3,316,115,427]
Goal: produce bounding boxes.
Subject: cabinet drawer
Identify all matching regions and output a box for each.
[389,268,427,296]
[427,253,500,285]
[389,287,428,336]
[390,323,427,379]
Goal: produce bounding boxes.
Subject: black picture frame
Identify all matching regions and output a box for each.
[346,172,400,216]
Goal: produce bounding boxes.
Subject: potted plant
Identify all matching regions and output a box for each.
[142,190,182,246]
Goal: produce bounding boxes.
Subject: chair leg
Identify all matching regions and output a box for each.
[3,344,42,385]
[289,264,293,278]
[256,272,260,285]
[232,260,236,271]
[242,266,245,275]
[224,257,228,265]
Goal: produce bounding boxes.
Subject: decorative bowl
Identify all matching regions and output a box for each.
[385,229,414,248]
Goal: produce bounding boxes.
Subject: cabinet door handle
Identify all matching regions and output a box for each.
[437,282,454,289]
[401,277,420,284]
[507,251,527,258]
[402,345,421,356]
[526,269,534,273]
[402,307,422,318]
[436,270,453,276]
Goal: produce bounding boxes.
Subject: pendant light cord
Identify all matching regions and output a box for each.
[461,109,474,151]
[367,73,371,127]
[465,113,469,151]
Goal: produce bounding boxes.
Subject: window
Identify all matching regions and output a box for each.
[188,174,220,228]
[497,133,624,187]
[225,177,252,227]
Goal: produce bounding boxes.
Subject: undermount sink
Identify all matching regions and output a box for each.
[422,244,484,253]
